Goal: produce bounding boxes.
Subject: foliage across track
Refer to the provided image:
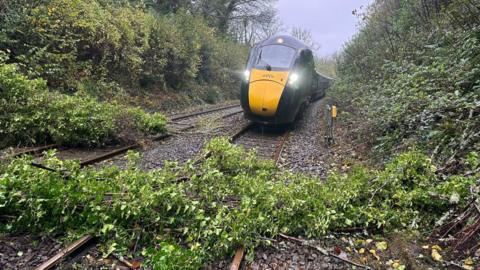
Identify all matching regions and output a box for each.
[1,135,477,269]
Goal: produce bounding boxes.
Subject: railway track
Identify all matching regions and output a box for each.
[228,122,290,270]
[21,122,289,270]
[168,103,241,127]
[4,103,242,167]
[231,122,290,164]
[5,105,290,270]
[2,104,244,269]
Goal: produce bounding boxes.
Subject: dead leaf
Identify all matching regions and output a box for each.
[375,241,388,251]
[130,261,141,269]
[360,256,368,264]
[431,249,442,262]
[369,249,380,260]
[463,258,474,270]
[355,239,365,246]
[359,248,365,254]
[464,257,474,265]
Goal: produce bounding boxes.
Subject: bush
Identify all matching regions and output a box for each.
[0,60,166,147]
[334,0,480,167]
[0,1,247,98]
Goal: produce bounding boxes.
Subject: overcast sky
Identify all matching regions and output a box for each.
[276,0,373,57]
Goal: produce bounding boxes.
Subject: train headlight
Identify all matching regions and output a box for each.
[244,70,250,81]
[289,73,300,86]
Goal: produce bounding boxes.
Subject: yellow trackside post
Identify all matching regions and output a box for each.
[331,105,337,118]
[325,104,337,147]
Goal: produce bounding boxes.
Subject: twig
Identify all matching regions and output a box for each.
[464,167,480,177]
[474,203,480,214]
[444,260,469,269]
[367,177,384,205]
[279,234,372,269]
[133,232,141,254]
[30,162,58,172]
[113,253,141,269]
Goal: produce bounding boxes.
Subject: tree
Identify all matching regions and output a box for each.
[229,6,283,46]
[194,0,278,39]
[290,27,320,51]
[143,0,193,14]
[315,54,337,78]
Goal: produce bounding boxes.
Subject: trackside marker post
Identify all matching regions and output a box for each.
[325,104,337,146]
[331,105,337,118]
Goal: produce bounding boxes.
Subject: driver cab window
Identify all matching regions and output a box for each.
[255,45,296,69]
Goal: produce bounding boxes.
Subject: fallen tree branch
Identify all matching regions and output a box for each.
[279,233,372,269]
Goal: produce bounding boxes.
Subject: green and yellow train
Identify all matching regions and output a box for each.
[240,35,332,124]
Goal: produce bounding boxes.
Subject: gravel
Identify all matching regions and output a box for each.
[100,105,247,171]
[0,235,62,270]
[206,239,354,270]
[139,133,212,170]
[276,99,330,177]
[278,98,364,178]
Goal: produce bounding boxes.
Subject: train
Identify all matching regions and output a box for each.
[240,35,332,125]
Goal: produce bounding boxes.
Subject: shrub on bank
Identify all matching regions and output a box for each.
[0,138,475,266]
[0,59,166,147]
[334,1,480,167]
[0,0,247,99]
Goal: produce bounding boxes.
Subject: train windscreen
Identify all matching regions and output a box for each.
[255,45,296,69]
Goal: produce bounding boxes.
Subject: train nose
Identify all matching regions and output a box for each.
[248,80,285,117]
[247,69,289,117]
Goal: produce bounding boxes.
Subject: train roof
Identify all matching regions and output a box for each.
[315,71,335,81]
[255,35,309,50]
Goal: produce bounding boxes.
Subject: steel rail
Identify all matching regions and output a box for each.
[79,134,170,168]
[169,104,240,121]
[34,235,94,270]
[4,144,61,160]
[221,109,244,119]
[273,131,290,165]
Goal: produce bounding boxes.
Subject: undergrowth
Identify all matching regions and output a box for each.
[0,138,476,268]
[0,54,166,148]
[333,0,480,171]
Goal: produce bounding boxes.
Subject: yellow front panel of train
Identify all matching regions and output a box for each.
[248,69,289,117]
